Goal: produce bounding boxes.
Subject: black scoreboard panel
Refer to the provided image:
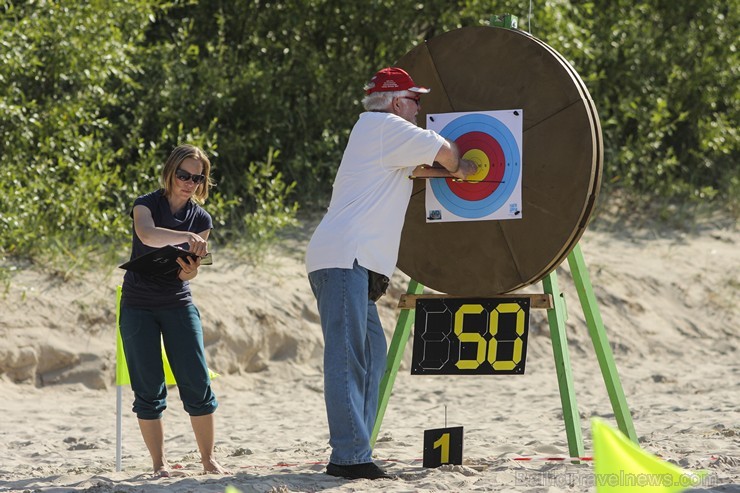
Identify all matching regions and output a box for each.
[411,298,530,375]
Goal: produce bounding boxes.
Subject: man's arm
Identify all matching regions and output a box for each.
[411,140,477,179]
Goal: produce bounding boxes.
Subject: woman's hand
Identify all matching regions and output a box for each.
[186,233,208,257]
[177,255,201,281]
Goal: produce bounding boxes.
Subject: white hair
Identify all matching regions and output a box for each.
[361,90,406,112]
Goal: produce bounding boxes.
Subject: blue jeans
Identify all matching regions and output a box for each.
[119,304,217,420]
[308,261,386,465]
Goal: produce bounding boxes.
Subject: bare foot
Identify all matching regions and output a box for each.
[202,458,231,475]
[151,465,171,479]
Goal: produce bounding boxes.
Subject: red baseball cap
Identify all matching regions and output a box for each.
[364,67,431,95]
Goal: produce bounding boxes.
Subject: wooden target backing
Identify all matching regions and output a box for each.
[396,26,602,295]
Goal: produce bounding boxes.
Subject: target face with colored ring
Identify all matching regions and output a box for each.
[425,110,523,222]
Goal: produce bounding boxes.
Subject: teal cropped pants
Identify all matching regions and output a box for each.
[119,304,217,419]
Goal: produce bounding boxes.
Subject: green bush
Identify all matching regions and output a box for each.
[1,0,736,266]
[0,1,150,258]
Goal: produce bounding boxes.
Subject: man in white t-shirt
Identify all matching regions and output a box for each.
[305,67,476,480]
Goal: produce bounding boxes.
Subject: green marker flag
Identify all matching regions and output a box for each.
[115,286,218,386]
[592,418,705,493]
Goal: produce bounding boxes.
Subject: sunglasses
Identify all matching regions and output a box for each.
[400,96,421,107]
[175,168,206,184]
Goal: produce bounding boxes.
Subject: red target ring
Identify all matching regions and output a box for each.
[446,131,506,201]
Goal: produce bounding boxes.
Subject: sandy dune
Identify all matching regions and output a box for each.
[1,215,738,492]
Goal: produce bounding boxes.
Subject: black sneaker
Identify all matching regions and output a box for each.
[326,462,394,480]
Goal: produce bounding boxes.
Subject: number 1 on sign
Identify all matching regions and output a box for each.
[434,433,450,463]
[423,426,463,468]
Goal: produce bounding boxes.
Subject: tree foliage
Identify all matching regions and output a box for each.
[1,0,737,261]
[573,0,738,202]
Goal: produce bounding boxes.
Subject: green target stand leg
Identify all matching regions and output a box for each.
[567,243,637,443]
[542,271,586,458]
[371,279,425,447]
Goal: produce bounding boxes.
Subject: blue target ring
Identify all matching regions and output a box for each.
[431,114,521,218]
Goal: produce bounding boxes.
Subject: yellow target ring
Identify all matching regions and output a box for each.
[462,149,489,181]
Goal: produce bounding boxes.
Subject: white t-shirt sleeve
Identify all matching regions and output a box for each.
[379,117,447,170]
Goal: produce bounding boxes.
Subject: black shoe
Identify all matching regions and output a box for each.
[326,462,394,480]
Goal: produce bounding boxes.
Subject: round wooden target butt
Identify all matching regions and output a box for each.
[396,26,602,295]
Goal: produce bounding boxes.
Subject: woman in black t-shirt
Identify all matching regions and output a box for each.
[120,144,229,476]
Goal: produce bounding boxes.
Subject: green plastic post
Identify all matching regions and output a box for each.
[371,279,425,446]
[567,243,638,443]
[542,270,586,458]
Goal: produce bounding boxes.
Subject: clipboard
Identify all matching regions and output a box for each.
[119,245,212,276]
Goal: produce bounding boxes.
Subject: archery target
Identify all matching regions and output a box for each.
[426,110,523,222]
[395,26,602,295]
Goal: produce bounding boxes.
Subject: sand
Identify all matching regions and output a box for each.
[1,214,738,492]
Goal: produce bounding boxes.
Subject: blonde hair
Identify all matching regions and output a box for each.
[161,144,212,204]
